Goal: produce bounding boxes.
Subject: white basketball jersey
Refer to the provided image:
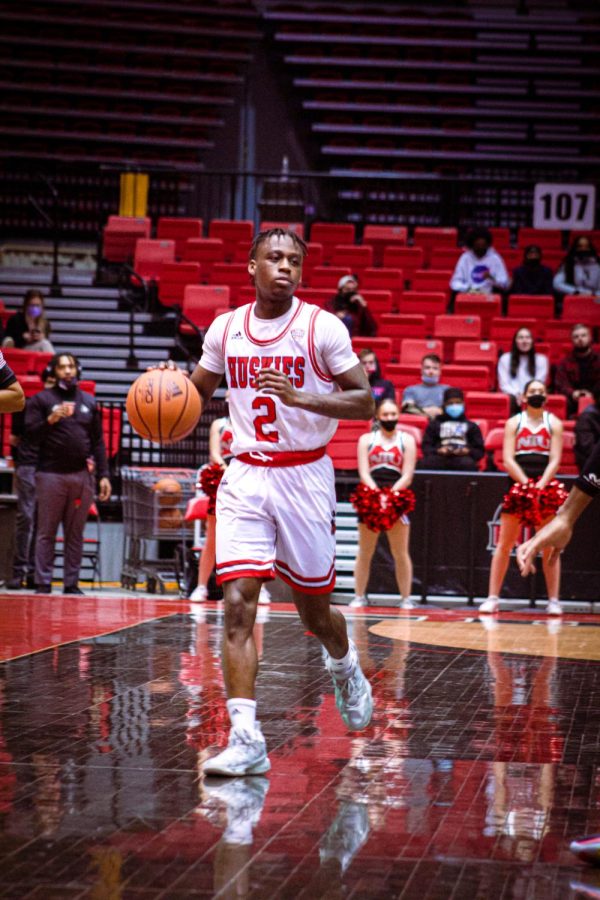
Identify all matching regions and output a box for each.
[200,298,358,455]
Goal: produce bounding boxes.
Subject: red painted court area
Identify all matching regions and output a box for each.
[1,596,600,898]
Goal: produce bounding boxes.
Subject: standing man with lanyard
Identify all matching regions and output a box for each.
[188,228,375,777]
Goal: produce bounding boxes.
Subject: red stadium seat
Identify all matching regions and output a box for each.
[454,294,501,339]
[180,285,230,332]
[453,340,499,384]
[398,424,423,449]
[399,338,443,366]
[327,419,371,470]
[295,287,330,307]
[490,318,537,353]
[134,239,175,280]
[352,337,392,368]
[441,365,491,392]
[182,238,225,280]
[434,314,481,359]
[489,227,512,249]
[78,380,96,395]
[360,290,394,317]
[545,394,567,419]
[259,221,305,239]
[362,268,404,306]
[362,225,407,266]
[309,266,352,290]
[559,430,578,475]
[466,391,510,421]
[310,223,356,263]
[101,406,122,460]
[102,216,151,264]
[517,228,563,250]
[382,246,424,287]
[413,226,458,265]
[386,363,422,391]
[398,292,447,331]
[474,418,490,440]
[411,270,452,297]
[330,244,373,276]
[157,218,203,259]
[208,220,254,262]
[562,296,600,326]
[507,294,554,319]
[158,262,201,308]
[300,242,325,282]
[578,395,595,415]
[378,313,427,343]
[210,263,251,305]
[397,413,429,433]
[541,320,574,343]
[429,247,462,271]
[2,348,36,375]
[485,427,506,472]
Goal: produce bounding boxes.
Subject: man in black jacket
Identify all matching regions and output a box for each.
[574,385,600,472]
[419,387,485,471]
[24,353,111,594]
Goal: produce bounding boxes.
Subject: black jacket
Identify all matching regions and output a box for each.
[575,404,600,472]
[422,413,485,462]
[510,263,554,296]
[24,385,109,477]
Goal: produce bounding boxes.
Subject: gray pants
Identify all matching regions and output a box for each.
[35,470,95,588]
[12,464,37,580]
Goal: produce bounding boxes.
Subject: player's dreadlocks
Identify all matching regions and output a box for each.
[249,228,308,261]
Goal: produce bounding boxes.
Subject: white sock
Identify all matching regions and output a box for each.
[487,595,499,601]
[227,698,257,732]
[328,639,358,678]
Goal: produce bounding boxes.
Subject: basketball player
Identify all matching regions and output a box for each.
[189,228,375,777]
[0,350,25,412]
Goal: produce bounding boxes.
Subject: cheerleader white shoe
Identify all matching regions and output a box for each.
[546,598,563,616]
[190,585,208,603]
[479,597,499,614]
[349,596,366,608]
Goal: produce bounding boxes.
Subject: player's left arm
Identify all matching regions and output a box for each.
[0,357,25,413]
[257,362,374,420]
[536,415,563,489]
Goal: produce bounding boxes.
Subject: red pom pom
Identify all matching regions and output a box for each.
[350,484,416,532]
[198,463,225,516]
[501,480,541,527]
[539,479,568,518]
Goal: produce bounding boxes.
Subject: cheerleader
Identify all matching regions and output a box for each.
[352,398,417,609]
[480,379,564,615]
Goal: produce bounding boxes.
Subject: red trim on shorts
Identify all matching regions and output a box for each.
[243,299,304,346]
[217,567,276,585]
[275,558,335,585]
[308,307,334,383]
[235,446,327,467]
[216,557,274,571]
[276,563,336,595]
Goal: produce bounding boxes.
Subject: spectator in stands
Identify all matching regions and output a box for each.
[326,275,377,338]
[352,398,417,609]
[554,236,600,300]
[497,327,549,415]
[510,245,554,296]
[401,353,450,419]
[358,348,395,405]
[555,323,600,417]
[574,385,600,472]
[450,227,510,296]
[24,352,111,594]
[2,289,54,353]
[7,364,56,591]
[419,388,484,471]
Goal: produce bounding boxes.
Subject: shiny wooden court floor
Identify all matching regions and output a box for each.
[1,593,600,898]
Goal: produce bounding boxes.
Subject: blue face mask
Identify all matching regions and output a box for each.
[445,403,464,419]
[422,374,439,386]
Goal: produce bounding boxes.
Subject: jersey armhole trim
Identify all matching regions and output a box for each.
[308,307,334,383]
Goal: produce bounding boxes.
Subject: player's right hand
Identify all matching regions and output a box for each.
[516,516,573,576]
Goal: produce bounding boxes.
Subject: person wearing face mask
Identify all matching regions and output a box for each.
[450,227,510,296]
[419,387,485,471]
[480,379,564,616]
[497,327,549,415]
[23,352,111,595]
[2,289,54,352]
[352,399,417,609]
[326,274,377,338]
[554,236,600,300]
[555,323,600,418]
[358,348,395,405]
[510,245,554,297]
[401,353,451,419]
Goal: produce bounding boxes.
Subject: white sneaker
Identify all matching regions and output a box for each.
[401,597,418,610]
[202,776,269,844]
[348,596,366,608]
[326,644,373,731]
[202,725,271,777]
[546,598,563,616]
[319,801,370,872]
[479,597,499,614]
[190,585,208,603]
[258,585,271,605]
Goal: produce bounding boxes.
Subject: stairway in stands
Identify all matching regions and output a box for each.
[0,270,179,400]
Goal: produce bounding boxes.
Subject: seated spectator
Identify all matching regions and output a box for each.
[419,388,485,471]
[555,323,600,417]
[450,227,510,295]
[2,289,54,353]
[326,274,377,338]
[510,245,554,296]
[497,327,549,415]
[358,348,395,405]
[554,236,600,300]
[574,385,600,472]
[401,353,450,419]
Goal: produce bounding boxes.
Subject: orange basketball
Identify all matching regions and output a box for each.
[126,367,201,444]
[152,477,182,507]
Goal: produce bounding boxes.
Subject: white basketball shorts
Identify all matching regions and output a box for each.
[215,455,337,594]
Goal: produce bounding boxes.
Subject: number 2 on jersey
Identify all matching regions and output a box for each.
[252,396,279,443]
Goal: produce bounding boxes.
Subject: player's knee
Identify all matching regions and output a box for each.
[223,582,257,633]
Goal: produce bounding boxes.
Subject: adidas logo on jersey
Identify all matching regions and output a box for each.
[231,331,243,340]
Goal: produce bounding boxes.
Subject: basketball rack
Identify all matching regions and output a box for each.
[121,466,196,594]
